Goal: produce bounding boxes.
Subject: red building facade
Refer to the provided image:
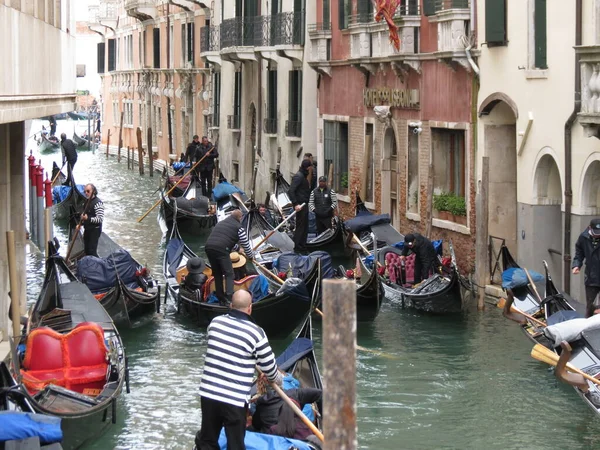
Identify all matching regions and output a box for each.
[308,0,478,272]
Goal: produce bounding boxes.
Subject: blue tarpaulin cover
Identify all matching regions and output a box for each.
[275,251,334,279]
[77,249,139,293]
[212,181,245,202]
[501,267,544,289]
[218,428,312,450]
[249,274,270,302]
[172,162,190,171]
[52,184,85,204]
[344,213,391,234]
[276,278,310,301]
[0,412,62,444]
[166,239,184,277]
[276,337,313,372]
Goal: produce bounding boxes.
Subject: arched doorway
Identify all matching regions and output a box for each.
[381,126,398,226]
[245,103,257,194]
[479,94,518,259]
[581,160,600,213]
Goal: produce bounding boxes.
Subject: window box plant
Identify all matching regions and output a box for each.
[447,194,467,225]
[433,192,451,221]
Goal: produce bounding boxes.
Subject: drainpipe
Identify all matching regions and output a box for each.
[563,0,582,294]
[166,3,174,156]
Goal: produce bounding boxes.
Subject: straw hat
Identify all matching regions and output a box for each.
[230,252,247,269]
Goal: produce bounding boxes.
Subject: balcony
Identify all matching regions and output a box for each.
[429,0,472,70]
[264,118,277,135]
[285,120,302,139]
[98,0,118,30]
[307,22,332,76]
[125,0,157,22]
[200,25,222,68]
[272,11,305,65]
[220,17,260,63]
[578,46,600,138]
[227,115,241,131]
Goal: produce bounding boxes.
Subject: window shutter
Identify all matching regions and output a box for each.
[107,39,116,72]
[534,0,547,69]
[188,23,195,64]
[97,42,105,74]
[296,70,303,123]
[338,0,346,29]
[153,28,161,68]
[423,0,435,16]
[485,0,506,45]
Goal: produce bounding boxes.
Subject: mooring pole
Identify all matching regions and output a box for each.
[476,156,490,310]
[106,129,111,159]
[137,127,144,176]
[147,127,154,177]
[44,173,53,255]
[6,231,21,339]
[28,152,36,241]
[35,162,44,251]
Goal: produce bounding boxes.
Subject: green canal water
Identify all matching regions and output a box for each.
[26,121,600,449]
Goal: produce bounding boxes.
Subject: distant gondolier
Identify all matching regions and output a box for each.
[198,136,218,198]
[303,153,318,191]
[309,176,337,234]
[60,133,78,171]
[49,116,57,136]
[572,219,600,317]
[204,209,254,305]
[81,184,104,257]
[289,160,313,253]
[399,233,440,285]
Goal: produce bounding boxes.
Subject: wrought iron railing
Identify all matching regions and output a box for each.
[489,235,505,285]
[307,22,332,33]
[221,16,267,48]
[435,0,469,11]
[272,11,305,46]
[201,25,220,52]
[227,115,241,130]
[347,13,373,26]
[264,118,277,134]
[285,120,302,137]
[396,0,420,15]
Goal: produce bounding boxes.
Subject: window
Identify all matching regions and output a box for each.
[485,0,507,46]
[139,102,144,129]
[423,0,435,16]
[212,72,221,127]
[112,101,119,125]
[432,128,465,197]
[324,121,349,196]
[157,106,163,134]
[357,0,371,23]
[364,123,374,203]
[323,0,330,25]
[139,31,144,67]
[76,64,86,77]
[233,161,240,182]
[181,22,195,67]
[107,39,116,72]
[153,28,161,69]
[169,24,174,68]
[123,34,133,69]
[123,100,133,126]
[266,69,277,133]
[170,108,176,152]
[534,0,547,69]
[233,71,242,124]
[338,0,348,29]
[288,70,302,137]
[97,43,105,74]
[407,126,419,213]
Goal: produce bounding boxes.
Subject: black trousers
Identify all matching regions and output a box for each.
[196,397,247,450]
[206,248,234,305]
[67,159,77,171]
[585,285,600,318]
[293,207,309,252]
[315,214,332,235]
[201,170,214,198]
[83,227,101,257]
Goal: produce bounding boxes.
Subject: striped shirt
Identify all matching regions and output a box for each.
[237,228,254,259]
[199,309,282,408]
[90,201,104,225]
[308,188,338,212]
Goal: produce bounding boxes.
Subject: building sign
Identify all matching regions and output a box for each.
[363,87,420,109]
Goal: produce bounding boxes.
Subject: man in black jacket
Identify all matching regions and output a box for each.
[198,136,218,197]
[81,184,104,257]
[184,135,201,166]
[309,176,338,234]
[573,219,600,317]
[204,209,254,305]
[60,133,78,171]
[49,116,57,136]
[289,160,312,252]
[399,233,440,285]
[303,153,317,191]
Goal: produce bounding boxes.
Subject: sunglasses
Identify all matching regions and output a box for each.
[84,190,92,193]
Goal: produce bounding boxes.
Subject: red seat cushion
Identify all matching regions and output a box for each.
[384,253,415,286]
[404,254,415,285]
[22,327,64,371]
[66,323,107,368]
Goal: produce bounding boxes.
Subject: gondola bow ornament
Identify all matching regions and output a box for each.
[374,0,402,51]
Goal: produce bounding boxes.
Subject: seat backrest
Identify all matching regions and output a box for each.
[385,252,402,284]
[404,254,416,284]
[66,322,107,368]
[203,275,259,301]
[23,327,64,371]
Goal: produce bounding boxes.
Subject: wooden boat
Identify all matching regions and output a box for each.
[160,171,216,233]
[348,193,404,251]
[51,161,66,187]
[52,168,87,221]
[164,214,320,339]
[5,241,127,445]
[67,221,160,327]
[39,134,60,153]
[73,131,94,150]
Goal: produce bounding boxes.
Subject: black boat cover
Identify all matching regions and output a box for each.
[77,249,139,293]
[344,213,391,234]
[166,238,184,277]
[276,337,313,372]
[275,251,334,279]
[275,278,310,302]
[370,223,404,246]
[175,196,210,214]
[60,281,113,326]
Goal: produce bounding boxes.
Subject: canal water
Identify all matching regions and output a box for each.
[26,120,600,449]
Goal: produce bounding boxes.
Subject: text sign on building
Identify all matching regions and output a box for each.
[363,88,420,109]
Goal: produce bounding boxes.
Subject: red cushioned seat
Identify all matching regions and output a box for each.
[404,254,415,286]
[23,328,63,371]
[384,253,415,286]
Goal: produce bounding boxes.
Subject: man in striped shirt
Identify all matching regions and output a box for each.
[308,176,338,234]
[81,183,104,257]
[196,290,283,449]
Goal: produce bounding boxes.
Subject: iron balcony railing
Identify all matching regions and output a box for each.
[201,25,220,52]
[272,11,305,46]
[307,22,332,33]
[348,0,420,25]
[264,118,277,134]
[285,120,302,138]
[227,115,241,130]
[435,0,469,11]
[397,0,420,15]
[221,16,264,48]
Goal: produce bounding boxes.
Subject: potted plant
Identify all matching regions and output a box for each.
[433,192,451,220]
[448,195,467,225]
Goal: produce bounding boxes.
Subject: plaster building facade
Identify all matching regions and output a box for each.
[0,0,76,352]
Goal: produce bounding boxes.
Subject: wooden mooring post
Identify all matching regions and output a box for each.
[424,144,434,239]
[476,156,490,311]
[147,127,153,177]
[105,129,111,159]
[127,146,131,170]
[137,127,144,176]
[323,279,357,450]
[117,111,124,163]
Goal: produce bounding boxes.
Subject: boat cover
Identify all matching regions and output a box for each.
[371,223,404,246]
[76,249,139,293]
[52,185,85,204]
[275,251,334,279]
[344,213,391,234]
[501,268,544,290]
[166,239,185,277]
[174,196,210,214]
[218,429,312,450]
[544,313,600,347]
[212,181,245,202]
[172,162,190,171]
[276,337,313,372]
[0,412,62,444]
[249,274,270,302]
[276,278,310,301]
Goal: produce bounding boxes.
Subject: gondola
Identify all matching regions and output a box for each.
[160,171,216,233]
[51,161,66,187]
[67,220,160,327]
[72,131,94,150]
[5,241,127,447]
[52,168,87,221]
[163,212,319,339]
[39,134,60,153]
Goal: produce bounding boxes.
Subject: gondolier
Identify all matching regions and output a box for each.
[81,184,104,257]
[204,209,254,306]
[196,290,283,450]
[289,160,313,252]
[399,233,440,285]
[198,136,218,198]
[309,176,338,234]
[60,133,78,171]
[49,116,57,136]
[572,218,600,317]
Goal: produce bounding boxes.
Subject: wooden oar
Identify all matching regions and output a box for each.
[352,233,371,256]
[531,343,600,387]
[256,368,324,442]
[137,148,214,223]
[252,203,305,251]
[65,197,93,262]
[524,268,543,303]
[496,297,546,327]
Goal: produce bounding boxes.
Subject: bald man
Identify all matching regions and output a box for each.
[204,209,255,306]
[198,290,282,449]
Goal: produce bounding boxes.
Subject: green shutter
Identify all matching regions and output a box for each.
[485,0,506,45]
[423,0,435,16]
[338,0,346,29]
[323,0,330,26]
[534,0,547,69]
